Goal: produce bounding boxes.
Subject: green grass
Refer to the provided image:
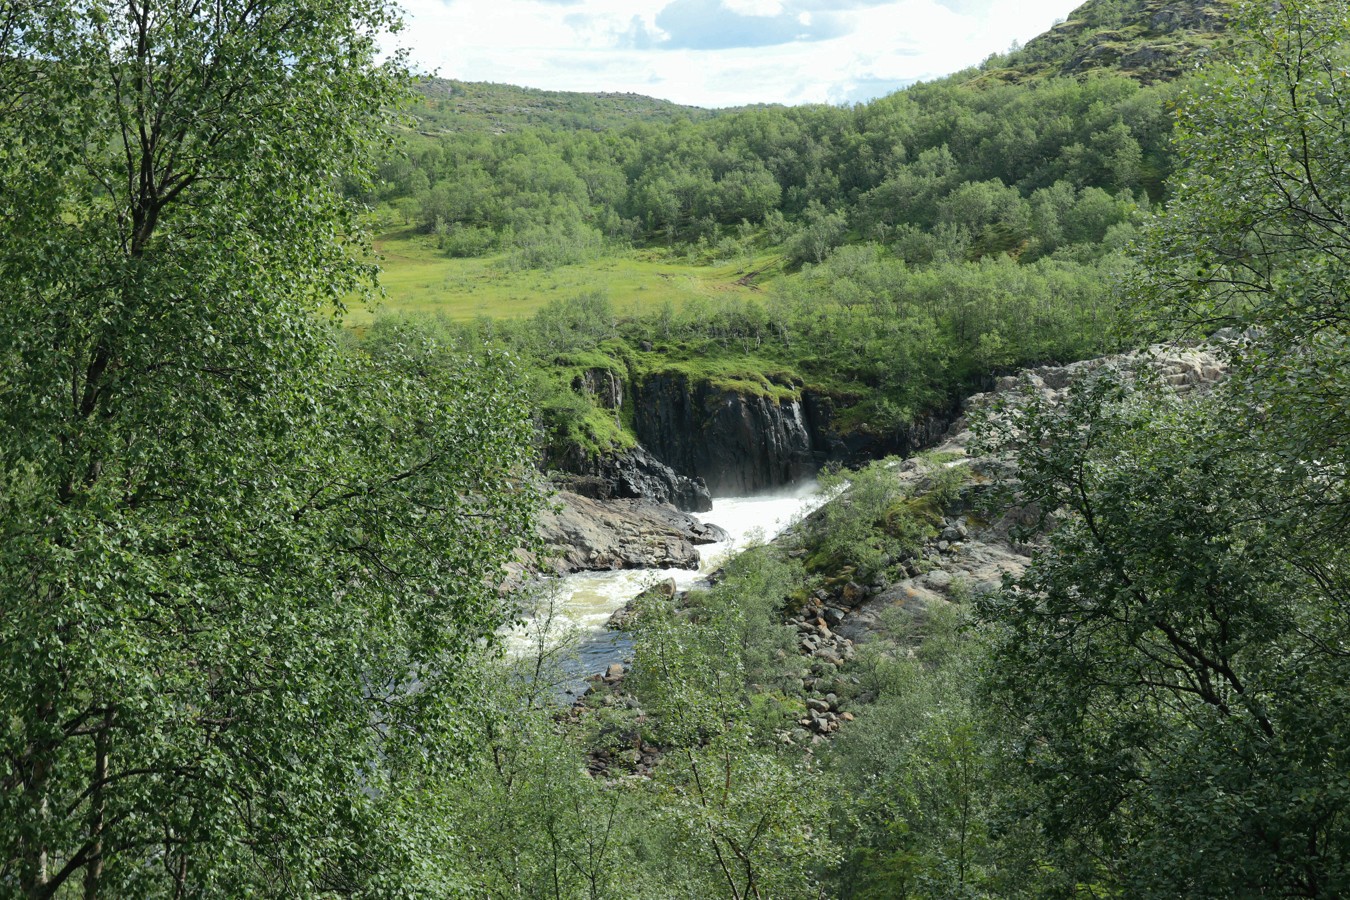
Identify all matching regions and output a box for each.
[637,356,805,402]
[345,227,785,327]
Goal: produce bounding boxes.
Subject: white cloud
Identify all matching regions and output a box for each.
[723,0,786,14]
[395,0,1083,107]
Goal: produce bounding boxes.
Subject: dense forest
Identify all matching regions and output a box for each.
[2,0,1348,897]
[353,0,1204,463]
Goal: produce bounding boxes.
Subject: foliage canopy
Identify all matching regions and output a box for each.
[0,1,539,896]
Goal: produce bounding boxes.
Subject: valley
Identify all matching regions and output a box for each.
[3,0,1348,896]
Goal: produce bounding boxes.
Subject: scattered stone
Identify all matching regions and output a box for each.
[926,569,953,590]
[814,647,843,666]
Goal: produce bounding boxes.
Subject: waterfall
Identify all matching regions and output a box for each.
[506,481,827,686]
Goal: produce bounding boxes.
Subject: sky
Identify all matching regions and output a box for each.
[395,0,1086,108]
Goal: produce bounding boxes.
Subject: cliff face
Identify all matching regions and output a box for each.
[632,374,824,496]
[551,367,712,513]
[554,365,965,501]
[630,374,964,497]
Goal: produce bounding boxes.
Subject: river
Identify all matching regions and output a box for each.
[508,480,826,690]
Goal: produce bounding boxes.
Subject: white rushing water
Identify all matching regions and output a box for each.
[508,480,827,676]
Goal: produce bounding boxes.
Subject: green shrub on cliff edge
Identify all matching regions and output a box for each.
[804,457,967,581]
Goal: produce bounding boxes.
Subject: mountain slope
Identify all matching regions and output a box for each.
[407,78,716,135]
[981,0,1236,84]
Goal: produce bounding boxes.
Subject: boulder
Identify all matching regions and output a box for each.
[841,581,869,607]
[813,647,843,666]
[554,446,712,513]
[606,578,678,630]
[537,492,728,574]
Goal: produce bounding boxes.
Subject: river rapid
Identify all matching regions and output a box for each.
[509,481,826,686]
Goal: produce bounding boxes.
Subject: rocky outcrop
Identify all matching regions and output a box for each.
[553,446,712,512]
[554,366,713,511]
[632,373,829,496]
[628,373,968,498]
[832,344,1230,644]
[1000,0,1232,85]
[810,396,972,472]
[1148,1,1229,34]
[537,492,728,573]
[606,577,677,630]
[833,498,1035,644]
[964,344,1228,417]
[554,361,963,502]
[572,367,624,410]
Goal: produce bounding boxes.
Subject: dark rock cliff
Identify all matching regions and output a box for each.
[572,367,624,411]
[551,364,967,501]
[630,373,964,497]
[632,373,826,496]
[551,366,712,512]
[553,446,713,512]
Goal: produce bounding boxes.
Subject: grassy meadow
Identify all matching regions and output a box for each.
[347,226,787,326]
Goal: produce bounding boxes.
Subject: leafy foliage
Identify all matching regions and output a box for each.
[972,3,1350,894]
[0,3,540,895]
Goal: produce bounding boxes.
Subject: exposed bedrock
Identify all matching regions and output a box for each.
[571,367,624,411]
[631,374,964,497]
[632,373,822,497]
[536,491,728,574]
[832,343,1231,645]
[553,445,713,513]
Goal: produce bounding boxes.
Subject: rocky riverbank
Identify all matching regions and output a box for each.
[537,491,728,573]
[567,343,1232,768]
[822,343,1229,652]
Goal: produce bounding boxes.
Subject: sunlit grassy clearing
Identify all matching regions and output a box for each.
[345,228,784,326]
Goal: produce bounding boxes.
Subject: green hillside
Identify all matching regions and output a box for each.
[367,0,1237,325]
[351,0,1245,459]
[8,0,1350,894]
[407,78,718,135]
[981,0,1237,83]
